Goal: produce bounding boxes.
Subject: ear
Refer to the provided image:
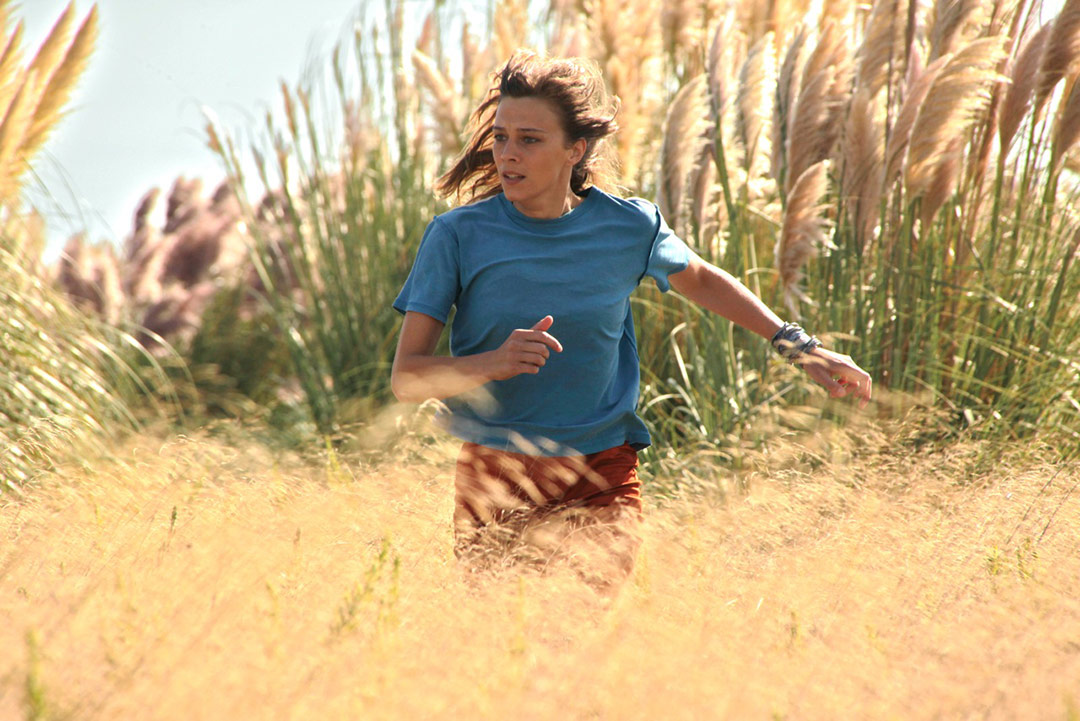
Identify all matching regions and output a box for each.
[567,137,587,166]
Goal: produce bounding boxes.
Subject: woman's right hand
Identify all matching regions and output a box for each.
[484,315,563,380]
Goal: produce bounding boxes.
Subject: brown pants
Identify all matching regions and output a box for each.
[453,442,642,576]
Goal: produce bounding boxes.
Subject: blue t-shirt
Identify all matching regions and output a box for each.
[393,188,690,455]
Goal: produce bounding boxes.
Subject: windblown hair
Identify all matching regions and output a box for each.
[436,50,621,203]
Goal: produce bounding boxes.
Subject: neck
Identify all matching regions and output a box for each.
[513,189,581,219]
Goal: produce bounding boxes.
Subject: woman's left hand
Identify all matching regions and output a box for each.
[797,347,873,408]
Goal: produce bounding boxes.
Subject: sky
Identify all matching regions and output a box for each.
[21,0,363,256]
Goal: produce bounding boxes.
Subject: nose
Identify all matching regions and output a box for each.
[496,139,519,163]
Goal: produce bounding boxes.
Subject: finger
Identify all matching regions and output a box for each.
[519,361,544,375]
[519,349,549,366]
[838,373,872,407]
[514,339,561,360]
[530,315,554,332]
[857,376,873,408]
[808,365,850,398]
[520,330,562,353]
[510,339,550,358]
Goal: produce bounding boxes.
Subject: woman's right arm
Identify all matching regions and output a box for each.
[390,311,563,403]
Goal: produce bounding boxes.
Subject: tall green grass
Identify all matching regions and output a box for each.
[0,233,147,491]
[207,5,445,436]
[205,0,1080,462]
[0,3,158,491]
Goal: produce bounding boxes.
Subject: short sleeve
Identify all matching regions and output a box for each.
[642,204,690,292]
[393,216,460,322]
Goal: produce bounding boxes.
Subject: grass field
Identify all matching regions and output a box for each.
[5,3,1080,718]
[3,417,1077,720]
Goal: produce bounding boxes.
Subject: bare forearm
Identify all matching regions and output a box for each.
[391,313,562,403]
[669,253,872,406]
[670,254,784,339]
[391,352,495,403]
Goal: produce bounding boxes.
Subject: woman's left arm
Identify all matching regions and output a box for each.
[668,251,872,407]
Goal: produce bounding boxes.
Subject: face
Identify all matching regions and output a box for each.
[492,96,587,217]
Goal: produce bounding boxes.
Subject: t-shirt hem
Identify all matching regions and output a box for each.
[440,422,651,457]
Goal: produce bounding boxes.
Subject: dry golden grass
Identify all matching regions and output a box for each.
[3,420,1077,720]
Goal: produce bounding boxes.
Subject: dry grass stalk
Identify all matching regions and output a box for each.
[548,10,589,58]
[11,433,1080,720]
[460,22,490,107]
[854,0,904,98]
[690,153,723,254]
[905,38,1007,202]
[0,67,36,164]
[801,19,844,85]
[23,2,74,89]
[0,4,96,204]
[0,20,25,114]
[494,0,530,66]
[1000,22,1052,154]
[883,54,950,188]
[707,12,741,124]
[785,64,831,198]
[821,0,855,28]
[415,10,435,58]
[841,89,885,247]
[776,160,830,314]
[920,135,964,228]
[772,25,808,185]
[121,188,165,300]
[55,233,123,325]
[412,49,463,157]
[586,0,663,186]
[736,31,775,177]
[1051,74,1080,172]
[657,74,713,237]
[928,0,986,61]
[22,5,97,157]
[164,176,205,234]
[662,0,697,61]
[1035,0,1080,116]
[785,22,849,197]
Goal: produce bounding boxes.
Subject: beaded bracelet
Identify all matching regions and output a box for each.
[771,322,822,363]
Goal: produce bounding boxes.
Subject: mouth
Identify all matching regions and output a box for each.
[502,172,525,184]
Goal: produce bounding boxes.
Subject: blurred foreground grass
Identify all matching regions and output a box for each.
[1,419,1077,720]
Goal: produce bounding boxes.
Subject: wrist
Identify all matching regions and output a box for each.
[771,322,823,363]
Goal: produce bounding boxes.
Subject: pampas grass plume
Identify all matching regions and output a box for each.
[22,4,98,157]
[841,89,884,247]
[1036,0,1080,116]
[657,74,713,237]
[776,160,830,314]
[736,32,775,176]
[1000,22,1052,154]
[855,0,902,98]
[1052,75,1080,172]
[905,38,1007,201]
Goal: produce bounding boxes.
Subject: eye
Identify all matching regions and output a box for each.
[523,136,540,144]
[493,133,507,142]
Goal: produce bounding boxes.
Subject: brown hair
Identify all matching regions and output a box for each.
[436,50,621,203]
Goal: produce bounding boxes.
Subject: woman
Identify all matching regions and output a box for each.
[392,51,871,571]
